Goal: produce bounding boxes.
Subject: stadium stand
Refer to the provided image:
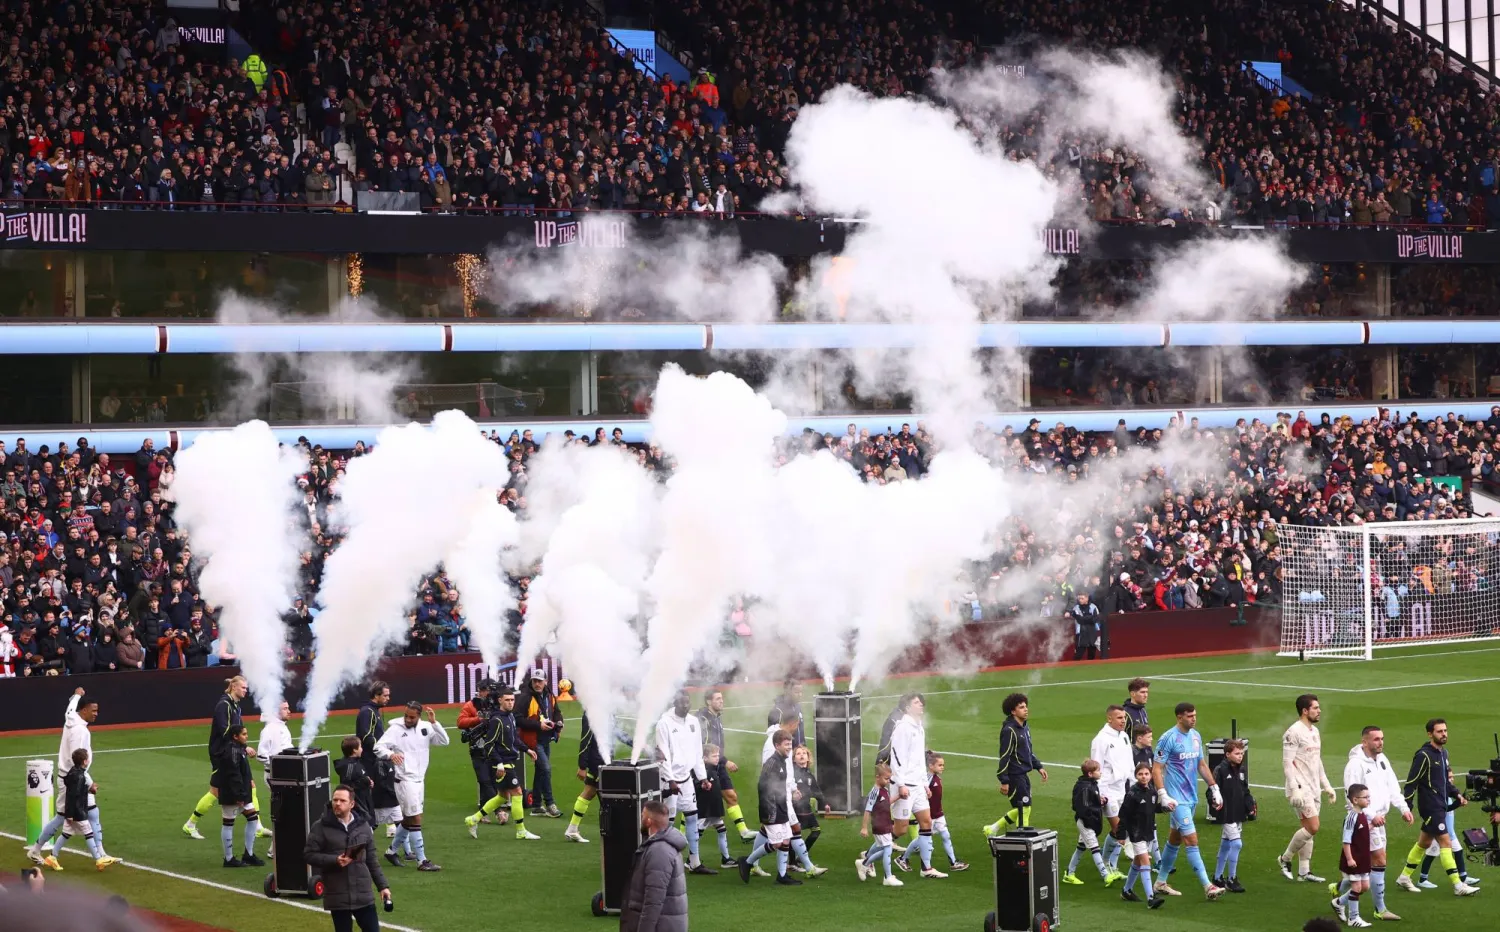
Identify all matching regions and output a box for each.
[2,0,1497,222]
[0,407,1488,677]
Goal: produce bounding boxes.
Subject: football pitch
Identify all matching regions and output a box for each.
[2,643,1497,932]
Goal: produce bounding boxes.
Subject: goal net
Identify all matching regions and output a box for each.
[268,381,545,422]
[1278,519,1500,660]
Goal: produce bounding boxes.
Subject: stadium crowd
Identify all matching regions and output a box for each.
[0,404,1491,677]
[2,0,1499,223]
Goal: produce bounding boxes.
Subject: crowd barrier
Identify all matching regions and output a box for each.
[0,607,1275,732]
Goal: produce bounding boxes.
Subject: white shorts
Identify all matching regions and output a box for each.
[1123,840,1151,859]
[374,806,402,826]
[1343,872,1370,885]
[1222,822,1242,842]
[1369,824,1386,853]
[1075,820,1099,849]
[1289,795,1320,819]
[1104,795,1123,819]
[765,823,793,845]
[396,779,425,818]
[891,783,929,821]
[931,816,948,834]
[64,818,93,836]
[665,778,697,816]
[220,803,253,820]
[872,832,893,848]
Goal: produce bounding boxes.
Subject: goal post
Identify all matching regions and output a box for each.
[1277,518,1500,660]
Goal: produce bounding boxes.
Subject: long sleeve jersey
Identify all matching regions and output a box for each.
[1343,745,1409,819]
[888,715,927,787]
[57,694,92,784]
[655,711,707,784]
[1404,743,1458,813]
[1282,719,1335,799]
[209,693,242,764]
[1089,723,1134,801]
[355,702,386,757]
[997,717,1043,783]
[256,717,294,768]
[374,717,450,782]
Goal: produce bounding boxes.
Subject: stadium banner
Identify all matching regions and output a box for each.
[2,209,1497,262]
[0,608,1272,731]
[0,653,566,733]
[0,209,838,257]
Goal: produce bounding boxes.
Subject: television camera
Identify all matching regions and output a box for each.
[1460,733,1500,867]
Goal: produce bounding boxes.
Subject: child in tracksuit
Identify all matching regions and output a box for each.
[1117,761,1166,910]
[857,761,902,886]
[1064,760,1113,884]
[926,752,968,871]
[53,748,117,869]
[699,744,733,868]
[789,745,829,875]
[1129,726,1161,868]
[1210,738,1255,893]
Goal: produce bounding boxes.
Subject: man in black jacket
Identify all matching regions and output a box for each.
[305,786,391,932]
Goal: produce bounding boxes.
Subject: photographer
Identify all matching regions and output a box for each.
[458,679,499,815]
[305,786,391,932]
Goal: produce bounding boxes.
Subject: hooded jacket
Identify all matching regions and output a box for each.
[619,827,688,932]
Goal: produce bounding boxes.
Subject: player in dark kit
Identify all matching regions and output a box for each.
[1123,678,1150,744]
[183,675,252,839]
[566,709,606,844]
[767,678,806,748]
[984,693,1048,835]
[698,689,754,841]
[464,686,539,841]
[1395,718,1478,896]
[357,681,395,839]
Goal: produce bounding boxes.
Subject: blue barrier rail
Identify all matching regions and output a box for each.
[5,319,1500,354]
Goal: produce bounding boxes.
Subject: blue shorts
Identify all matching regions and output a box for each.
[1169,803,1197,836]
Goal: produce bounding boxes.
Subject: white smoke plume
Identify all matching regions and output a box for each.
[299,410,508,747]
[1130,237,1310,321]
[769,85,1058,443]
[631,367,785,758]
[164,421,307,713]
[517,443,661,760]
[441,489,521,671]
[215,295,415,426]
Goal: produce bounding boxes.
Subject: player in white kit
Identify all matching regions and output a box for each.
[1341,725,1412,921]
[375,700,449,872]
[1279,694,1338,882]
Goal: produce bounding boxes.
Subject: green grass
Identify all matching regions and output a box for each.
[3,643,1499,931]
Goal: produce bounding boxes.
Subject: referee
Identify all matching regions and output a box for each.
[1395,718,1478,896]
[983,693,1048,835]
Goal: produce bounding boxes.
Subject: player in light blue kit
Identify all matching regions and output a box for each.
[1152,702,1226,901]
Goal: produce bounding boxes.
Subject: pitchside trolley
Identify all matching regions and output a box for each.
[263,749,333,900]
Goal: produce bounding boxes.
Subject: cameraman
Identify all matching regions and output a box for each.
[457,680,498,815]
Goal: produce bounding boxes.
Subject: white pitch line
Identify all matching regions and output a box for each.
[1152,676,1360,693]
[714,644,1500,712]
[0,743,199,762]
[1349,675,1500,693]
[0,830,423,932]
